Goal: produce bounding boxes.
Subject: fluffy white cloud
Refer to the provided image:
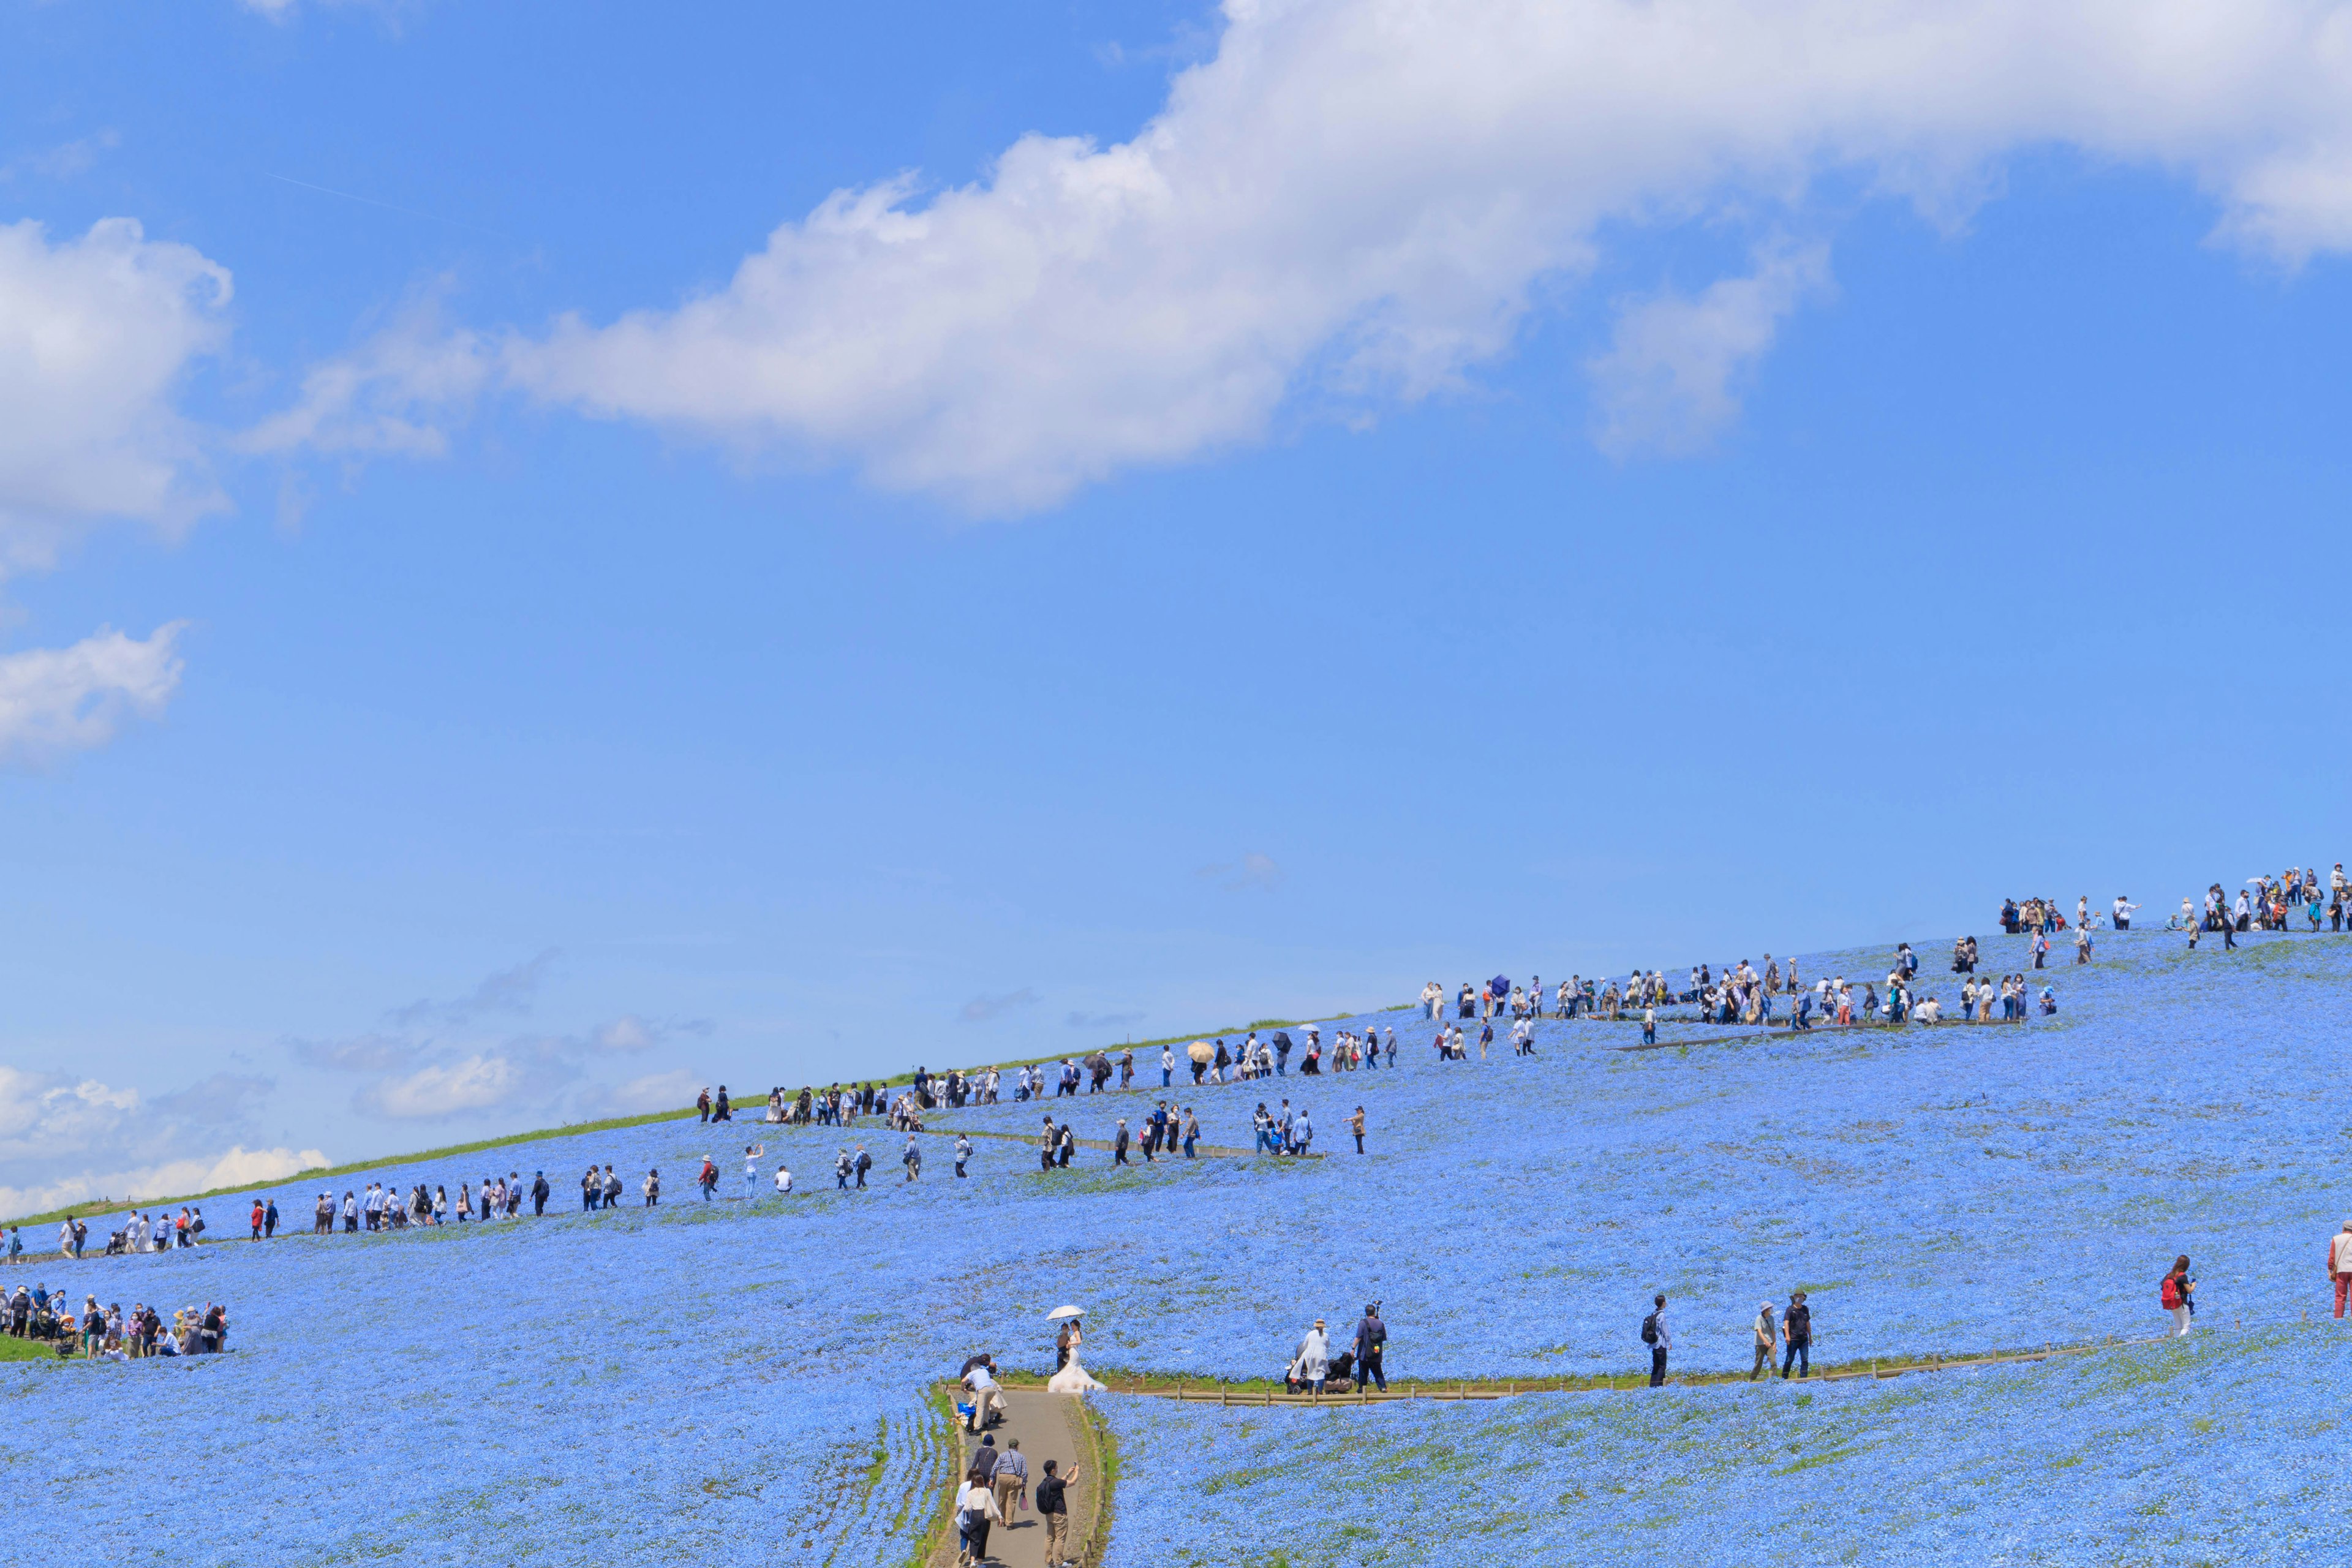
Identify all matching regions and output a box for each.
[1589,241,1832,456]
[0,218,230,568]
[449,0,2352,508]
[0,1063,315,1220]
[0,1145,328,1222]
[0,622,186,766]
[355,1054,525,1120]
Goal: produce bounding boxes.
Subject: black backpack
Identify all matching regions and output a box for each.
[1640,1312,1659,1346]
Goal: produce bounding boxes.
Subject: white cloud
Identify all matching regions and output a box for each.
[238,296,492,460]
[355,1053,525,1120]
[0,1063,315,1220]
[404,0,2352,509]
[1589,241,1832,457]
[0,218,231,569]
[0,1145,328,1221]
[0,622,186,766]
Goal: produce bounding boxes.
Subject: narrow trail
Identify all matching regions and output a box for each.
[933,1389,1109,1568]
[985,1312,2318,1405]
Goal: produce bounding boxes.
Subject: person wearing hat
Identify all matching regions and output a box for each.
[1749,1300,1777,1380]
[1781,1291,1812,1378]
[1291,1318,1330,1395]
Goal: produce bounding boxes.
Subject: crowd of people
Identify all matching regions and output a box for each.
[2,1281,228,1362]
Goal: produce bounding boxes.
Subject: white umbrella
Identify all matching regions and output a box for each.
[1045,1305,1085,1321]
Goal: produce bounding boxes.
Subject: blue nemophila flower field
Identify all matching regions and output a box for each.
[4,927,2343,1564]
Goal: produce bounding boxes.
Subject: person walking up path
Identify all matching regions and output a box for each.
[1643,1294,1670,1387]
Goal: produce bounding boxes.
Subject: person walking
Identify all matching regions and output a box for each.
[1780,1291,1812,1378]
[1749,1300,1776,1380]
[853,1145,872,1189]
[2328,1224,2352,1320]
[954,1472,1001,1567]
[2161,1255,2195,1336]
[1182,1108,1199,1158]
[989,1438,1027,1530]
[1353,1303,1387,1391]
[903,1136,923,1182]
[1036,1457,1081,1568]
[1160,1043,1174,1087]
[954,1134,973,1178]
[1113,1119,1131,1166]
[1642,1294,1670,1386]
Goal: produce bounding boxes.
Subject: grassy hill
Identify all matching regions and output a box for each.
[4,927,2336,1564]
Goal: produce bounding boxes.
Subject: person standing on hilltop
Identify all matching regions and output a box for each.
[697,1087,711,1123]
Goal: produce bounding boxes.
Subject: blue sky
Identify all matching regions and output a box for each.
[5,0,2352,1209]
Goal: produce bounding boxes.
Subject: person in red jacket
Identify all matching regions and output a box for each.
[249,1200,265,1240]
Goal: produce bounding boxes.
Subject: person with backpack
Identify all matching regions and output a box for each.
[1035,1457,1082,1567]
[954,1134,973,1178]
[697,1157,719,1200]
[853,1147,872,1189]
[1781,1291,1812,1378]
[2161,1256,2195,1336]
[1642,1294,1670,1386]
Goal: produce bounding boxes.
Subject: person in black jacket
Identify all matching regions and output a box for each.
[530,1171,549,1216]
[1353,1304,1387,1391]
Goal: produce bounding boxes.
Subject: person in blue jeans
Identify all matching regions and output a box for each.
[1780,1291,1812,1378]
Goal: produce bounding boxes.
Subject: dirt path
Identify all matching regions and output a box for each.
[941,1389,1105,1567]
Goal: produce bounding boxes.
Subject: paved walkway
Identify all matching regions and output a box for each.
[950,1389,1090,1568]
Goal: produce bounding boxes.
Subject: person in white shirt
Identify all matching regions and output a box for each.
[743,1144,765,1194]
[952,1474,1002,1566]
[2328,1223,2352,1320]
[2114,895,2138,931]
[772,1163,792,1196]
